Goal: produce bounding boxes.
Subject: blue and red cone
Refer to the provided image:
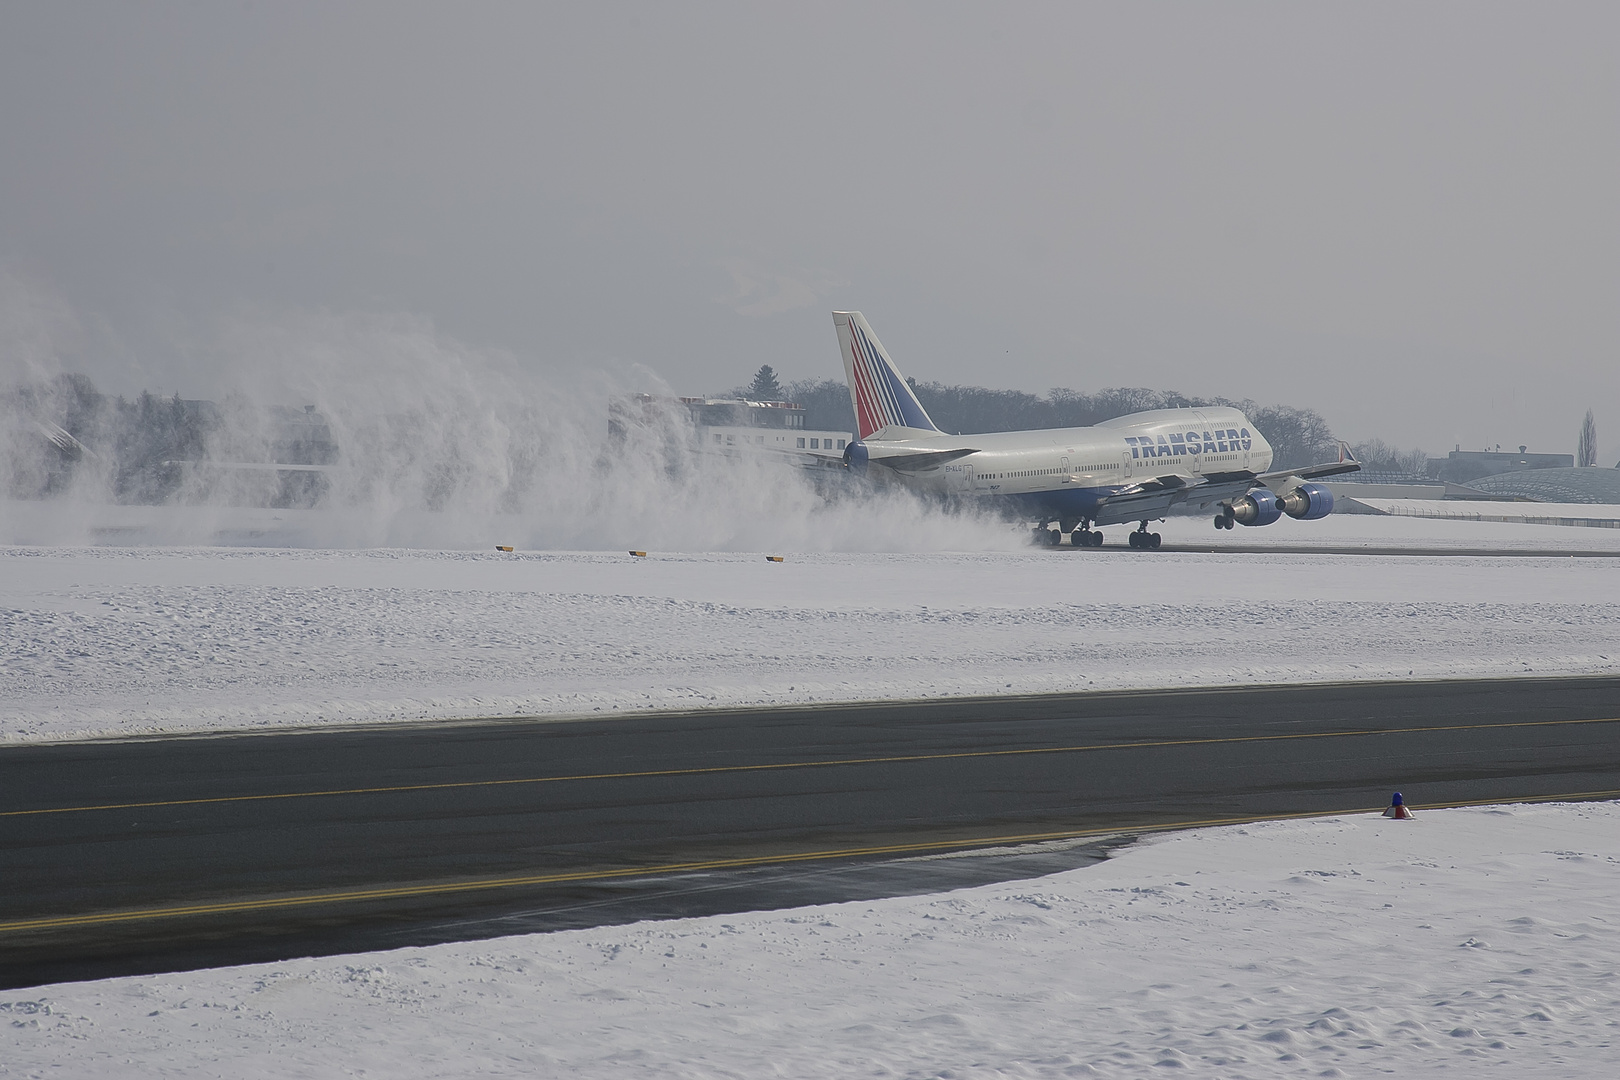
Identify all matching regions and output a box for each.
[1382,792,1413,819]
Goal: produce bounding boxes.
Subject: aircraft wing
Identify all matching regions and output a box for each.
[1258,441,1361,485]
[1090,443,1359,525]
[1089,472,1257,526]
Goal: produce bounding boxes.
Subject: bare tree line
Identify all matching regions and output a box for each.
[4,372,334,504]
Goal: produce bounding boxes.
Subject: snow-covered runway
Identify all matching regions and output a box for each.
[4,514,1619,742]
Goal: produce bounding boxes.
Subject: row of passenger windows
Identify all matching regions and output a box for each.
[796,438,846,450]
[983,462,1121,480]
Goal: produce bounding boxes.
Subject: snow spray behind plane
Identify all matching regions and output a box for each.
[1,307,1015,551]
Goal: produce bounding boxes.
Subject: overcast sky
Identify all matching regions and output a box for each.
[2,2,1616,459]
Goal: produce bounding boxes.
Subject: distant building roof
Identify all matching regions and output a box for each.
[1428,447,1574,484]
[1435,448,1573,468]
[1464,467,1620,505]
[1327,475,1517,502]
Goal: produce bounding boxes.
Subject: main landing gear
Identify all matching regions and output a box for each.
[1033,526,1064,546]
[1032,520,1103,547]
[1213,506,1236,530]
[1069,518,1108,544]
[1034,519,1160,549]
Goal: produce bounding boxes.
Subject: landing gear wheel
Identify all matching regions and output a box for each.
[1089,530,1103,547]
[1069,530,1085,547]
[1127,531,1140,549]
[1150,532,1162,549]
[1048,529,1061,546]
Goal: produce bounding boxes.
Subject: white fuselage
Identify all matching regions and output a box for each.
[871,407,1274,505]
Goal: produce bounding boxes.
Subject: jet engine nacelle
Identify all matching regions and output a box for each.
[843,440,869,474]
[1228,488,1283,526]
[1277,482,1334,520]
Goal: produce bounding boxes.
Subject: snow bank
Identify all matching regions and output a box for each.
[5,525,1619,741]
[5,801,1617,1077]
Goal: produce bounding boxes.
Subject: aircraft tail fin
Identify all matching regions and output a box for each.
[833,311,941,440]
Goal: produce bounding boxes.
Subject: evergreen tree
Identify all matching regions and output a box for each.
[1577,409,1597,467]
[747,364,784,401]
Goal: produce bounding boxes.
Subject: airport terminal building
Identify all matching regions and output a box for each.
[1324,442,1620,528]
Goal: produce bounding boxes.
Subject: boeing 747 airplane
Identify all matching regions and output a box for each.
[835,311,1359,548]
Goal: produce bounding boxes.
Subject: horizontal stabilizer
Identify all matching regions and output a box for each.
[869,447,979,472]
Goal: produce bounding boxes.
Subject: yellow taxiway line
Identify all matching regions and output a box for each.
[5,715,1617,820]
[5,788,1620,936]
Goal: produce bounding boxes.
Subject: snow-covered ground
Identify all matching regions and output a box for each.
[5,513,1620,742]
[5,515,1618,1074]
[5,801,1617,1078]
[1351,497,1620,527]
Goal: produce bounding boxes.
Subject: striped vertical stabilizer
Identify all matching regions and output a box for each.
[833,312,940,440]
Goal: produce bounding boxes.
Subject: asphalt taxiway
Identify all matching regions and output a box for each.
[3,676,1617,988]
